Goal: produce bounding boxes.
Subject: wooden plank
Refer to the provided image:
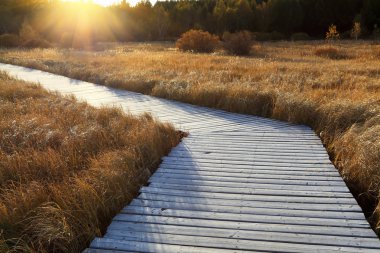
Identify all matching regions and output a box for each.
[150,173,347,187]
[146,181,351,198]
[183,139,318,147]
[111,215,375,238]
[173,147,329,155]
[176,143,328,152]
[137,192,362,212]
[129,199,364,220]
[102,232,379,253]
[148,178,350,193]
[189,131,318,137]
[172,144,327,153]
[182,139,323,146]
[120,206,369,228]
[158,164,340,176]
[139,187,357,204]
[160,160,337,171]
[159,160,337,172]
[166,153,331,162]
[184,136,322,144]
[171,147,329,156]
[90,238,250,253]
[155,168,342,181]
[105,223,380,249]
[182,124,308,133]
[162,156,333,166]
[170,150,329,158]
[179,117,302,129]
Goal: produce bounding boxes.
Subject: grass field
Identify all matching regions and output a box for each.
[0,41,379,236]
[0,72,180,252]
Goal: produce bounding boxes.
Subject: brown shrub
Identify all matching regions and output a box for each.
[0,34,20,48]
[0,73,180,252]
[222,31,252,56]
[176,29,219,53]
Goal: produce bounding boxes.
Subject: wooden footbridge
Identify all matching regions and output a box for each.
[1,63,379,252]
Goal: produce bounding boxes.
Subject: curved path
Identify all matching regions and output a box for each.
[1,63,379,252]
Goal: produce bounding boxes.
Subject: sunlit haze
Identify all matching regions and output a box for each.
[63,0,156,6]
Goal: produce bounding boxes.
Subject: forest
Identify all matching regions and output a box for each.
[0,0,379,46]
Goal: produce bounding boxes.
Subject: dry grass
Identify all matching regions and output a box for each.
[0,41,380,235]
[313,45,348,59]
[0,72,180,252]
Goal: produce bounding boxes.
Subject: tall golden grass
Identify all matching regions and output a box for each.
[0,72,180,252]
[0,41,379,235]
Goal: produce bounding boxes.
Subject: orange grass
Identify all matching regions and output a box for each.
[0,72,181,252]
[313,45,348,59]
[0,41,380,235]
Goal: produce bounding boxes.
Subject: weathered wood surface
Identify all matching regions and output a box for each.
[1,63,379,252]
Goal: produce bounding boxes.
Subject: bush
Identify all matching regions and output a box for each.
[0,34,20,47]
[21,38,51,49]
[314,46,345,59]
[176,29,219,53]
[351,22,361,40]
[222,31,252,56]
[326,24,340,41]
[291,32,311,41]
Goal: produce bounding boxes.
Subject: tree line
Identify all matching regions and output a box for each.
[0,0,379,46]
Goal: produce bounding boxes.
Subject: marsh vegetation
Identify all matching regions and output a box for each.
[1,41,379,237]
[0,72,180,252]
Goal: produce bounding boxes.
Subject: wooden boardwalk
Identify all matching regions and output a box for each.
[1,63,380,252]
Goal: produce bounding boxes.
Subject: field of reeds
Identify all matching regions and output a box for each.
[0,41,379,236]
[0,72,180,252]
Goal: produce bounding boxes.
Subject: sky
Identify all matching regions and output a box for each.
[63,1,157,6]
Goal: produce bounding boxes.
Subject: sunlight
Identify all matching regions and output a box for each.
[93,0,120,6]
[62,0,120,6]
[40,0,123,48]
[62,0,151,6]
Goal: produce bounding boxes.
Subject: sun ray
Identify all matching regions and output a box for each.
[61,0,148,7]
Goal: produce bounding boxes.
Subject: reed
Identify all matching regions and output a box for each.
[0,40,379,235]
[0,73,180,252]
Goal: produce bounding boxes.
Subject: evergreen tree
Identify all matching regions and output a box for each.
[213,0,227,34]
[268,0,304,35]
